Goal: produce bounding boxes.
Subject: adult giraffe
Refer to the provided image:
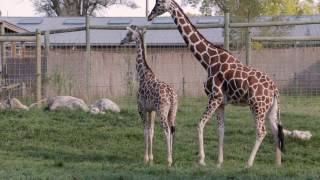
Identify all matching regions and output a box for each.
[148,0,284,168]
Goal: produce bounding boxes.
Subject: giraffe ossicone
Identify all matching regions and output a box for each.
[148,0,285,168]
[120,25,178,167]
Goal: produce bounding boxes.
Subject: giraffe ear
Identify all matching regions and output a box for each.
[142,28,147,35]
[130,25,138,30]
[126,26,134,32]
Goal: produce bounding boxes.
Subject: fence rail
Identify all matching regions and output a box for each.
[0,15,320,104]
[252,36,320,41]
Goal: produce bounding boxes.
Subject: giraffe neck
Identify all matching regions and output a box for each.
[135,37,154,82]
[169,0,223,69]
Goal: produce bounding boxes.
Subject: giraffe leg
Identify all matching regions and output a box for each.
[168,103,178,163]
[216,105,225,168]
[198,95,223,166]
[138,105,149,164]
[143,111,150,164]
[247,111,267,168]
[148,111,156,164]
[158,108,172,167]
[267,98,282,166]
[161,121,172,167]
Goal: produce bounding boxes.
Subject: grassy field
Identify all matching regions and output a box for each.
[0,96,319,179]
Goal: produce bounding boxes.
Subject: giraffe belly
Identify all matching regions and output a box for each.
[143,98,157,111]
[224,91,249,105]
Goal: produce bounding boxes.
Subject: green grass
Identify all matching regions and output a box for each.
[0,96,319,179]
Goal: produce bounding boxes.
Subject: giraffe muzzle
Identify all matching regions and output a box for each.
[147,13,156,21]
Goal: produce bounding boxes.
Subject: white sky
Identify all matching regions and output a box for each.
[0,0,201,17]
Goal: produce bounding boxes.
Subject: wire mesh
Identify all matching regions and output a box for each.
[0,34,45,104]
[1,23,319,115]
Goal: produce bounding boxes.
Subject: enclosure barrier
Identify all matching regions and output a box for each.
[1,15,320,102]
[0,25,42,105]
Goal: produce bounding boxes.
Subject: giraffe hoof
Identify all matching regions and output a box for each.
[245,163,253,169]
[198,160,206,166]
[149,160,154,166]
[144,157,149,164]
[149,155,154,162]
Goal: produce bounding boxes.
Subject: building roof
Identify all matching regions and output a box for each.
[0,16,224,46]
[0,20,29,33]
[0,15,320,46]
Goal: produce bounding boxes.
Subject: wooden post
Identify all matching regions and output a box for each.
[44,31,50,58]
[182,77,185,97]
[85,15,91,101]
[11,42,16,58]
[245,28,251,65]
[145,0,149,17]
[21,82,26,98]
[36,29,42,107]
[44,30,50,97]
[0,23,5,85]
[143,31,147,57]
[21,41,25,58]
[224,12,230,51]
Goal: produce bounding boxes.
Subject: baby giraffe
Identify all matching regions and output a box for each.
[120,25,178,167]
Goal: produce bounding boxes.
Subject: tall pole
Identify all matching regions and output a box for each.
[85,15,91,101]
[224,0,230,51]
[0,23,5,85]
[44,30,50,96]
[144,0,148,59]
[224,13,230,51]
[245,28,251,65]
[36,29,42,106]
[145,0,149,17]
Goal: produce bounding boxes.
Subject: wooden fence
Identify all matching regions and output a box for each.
[1,15,320,102]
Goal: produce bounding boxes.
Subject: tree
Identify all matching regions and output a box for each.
[183,0,317,49]
[183,0,317,21]
[33,0,138,16]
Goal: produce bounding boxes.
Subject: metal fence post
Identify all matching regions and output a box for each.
[224,12,230,51]
[36,29,42,106]
[85,15,91,101]
[245,28,251,65]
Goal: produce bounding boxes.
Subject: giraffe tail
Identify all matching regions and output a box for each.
[171,126,175,135]
[277,124,285,153]
[275,92,285,153]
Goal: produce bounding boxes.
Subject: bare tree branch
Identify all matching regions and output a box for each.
[32,0,138,16]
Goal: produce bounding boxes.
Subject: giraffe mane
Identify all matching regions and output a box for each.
[171,0,230,53]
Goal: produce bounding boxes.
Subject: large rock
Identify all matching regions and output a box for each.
[283,128,312,141]
[90,98,120,114]
[0,98,29,110]
[47,96,89,111]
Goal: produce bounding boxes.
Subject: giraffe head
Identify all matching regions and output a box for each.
[120,25,146,45]
[147,0,172,21]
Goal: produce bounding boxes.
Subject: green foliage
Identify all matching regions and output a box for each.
[183,0,317,49]
[184,0,317,20]
[252,41,263,51]
[0,96,319,179]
